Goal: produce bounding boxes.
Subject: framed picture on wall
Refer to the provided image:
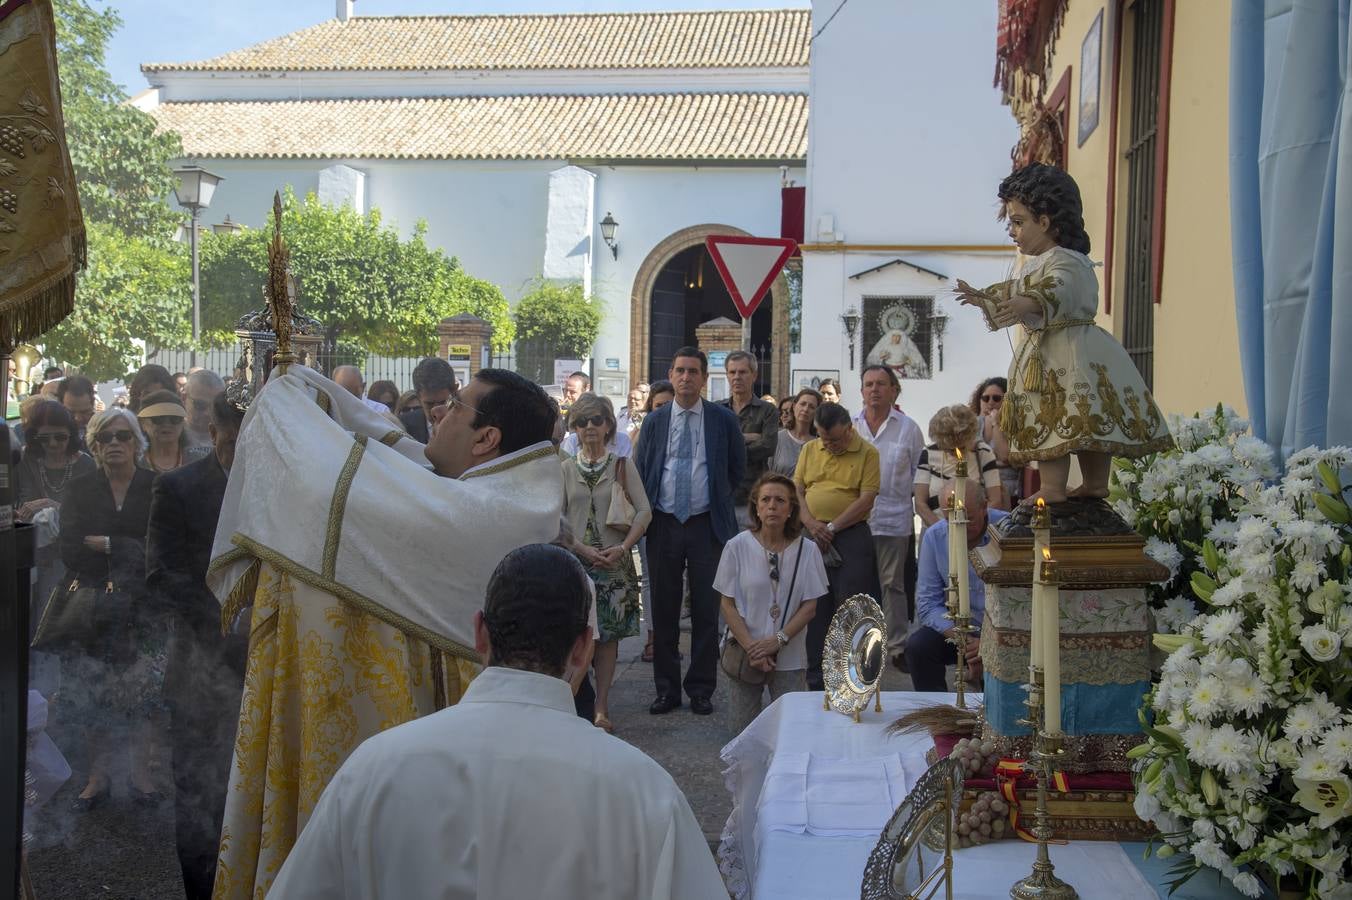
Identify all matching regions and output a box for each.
[1078,8,1103,147]
[860,296,934,380]
[792,369,840,392]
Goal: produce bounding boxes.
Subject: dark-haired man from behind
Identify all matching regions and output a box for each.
[271,543,725,900]
[56,374,96,451]
[400,356,457,443]
[146,392,248,900]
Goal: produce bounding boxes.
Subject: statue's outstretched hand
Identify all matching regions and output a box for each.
[992,292,1041,328]
[953,279,989,307]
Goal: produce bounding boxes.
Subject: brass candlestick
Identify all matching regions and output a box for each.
[943,577,975,709]
[266,192,296,374]
[1010,667,1078,900]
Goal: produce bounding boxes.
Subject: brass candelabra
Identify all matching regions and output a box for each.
[943,577,975,710]
[1009,666,1078,900]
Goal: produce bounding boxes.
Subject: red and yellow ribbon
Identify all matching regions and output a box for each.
[994,758,1070,843]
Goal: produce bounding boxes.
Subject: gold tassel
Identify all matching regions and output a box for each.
[886,704,980,739]
[1023,348,1044,394]
[219,558,262,635]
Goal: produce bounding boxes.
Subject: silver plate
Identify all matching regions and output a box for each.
[822,593,887,718]
[860,758,965,900]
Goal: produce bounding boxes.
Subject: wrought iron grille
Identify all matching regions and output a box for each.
[1121,0,1163,390]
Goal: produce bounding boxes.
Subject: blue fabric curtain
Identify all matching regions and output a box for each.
[1230,0,1352,457]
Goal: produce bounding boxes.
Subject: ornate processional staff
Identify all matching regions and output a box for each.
[266,191,295,375]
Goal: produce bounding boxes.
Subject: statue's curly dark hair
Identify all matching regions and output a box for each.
[997,164,1091,255]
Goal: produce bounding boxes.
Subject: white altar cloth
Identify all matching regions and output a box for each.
[718,691,1159,900]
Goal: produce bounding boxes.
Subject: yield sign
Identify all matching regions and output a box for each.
[705,235,797,320]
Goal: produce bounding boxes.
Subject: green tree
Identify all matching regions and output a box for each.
[199,190,513,354]
[512,280,603,384]
[38,0,190,378]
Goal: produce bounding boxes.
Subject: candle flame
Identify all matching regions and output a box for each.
[1042,547,1052,561]
[1036,497,1046,510]
[955,448,963,460]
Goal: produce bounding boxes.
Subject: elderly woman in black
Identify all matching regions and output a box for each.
[60,406,160,811]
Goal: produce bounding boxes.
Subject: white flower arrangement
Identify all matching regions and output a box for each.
[1109,405,1278,634]
[1131,447,1352,898]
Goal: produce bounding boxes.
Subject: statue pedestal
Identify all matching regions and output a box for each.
[972,499,1166,774]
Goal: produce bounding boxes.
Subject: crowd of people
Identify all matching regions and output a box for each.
[15,347,1022,898]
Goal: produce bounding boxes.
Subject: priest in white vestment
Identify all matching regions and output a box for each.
[209,366,566,899]
[270,544,727,900]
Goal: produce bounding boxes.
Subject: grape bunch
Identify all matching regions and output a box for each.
[0,124,24,158]
[947,736,998,777]
[0,189,15,215]
[955,791,1009,848]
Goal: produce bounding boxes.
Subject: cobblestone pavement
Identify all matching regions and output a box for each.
[25,622,924,898]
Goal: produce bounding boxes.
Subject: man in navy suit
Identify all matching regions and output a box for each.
[634,347,746,715]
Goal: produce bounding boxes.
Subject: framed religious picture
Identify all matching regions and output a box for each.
[860,296,933,380]
[1078,8,1103,146]
[792,369,840,392]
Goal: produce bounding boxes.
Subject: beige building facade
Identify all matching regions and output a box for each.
[1004,0,1245,418]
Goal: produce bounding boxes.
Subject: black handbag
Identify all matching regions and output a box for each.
[32,558,132,654]
[720,538,803,686]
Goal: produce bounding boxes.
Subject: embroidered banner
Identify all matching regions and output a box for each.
[0,0,84,347]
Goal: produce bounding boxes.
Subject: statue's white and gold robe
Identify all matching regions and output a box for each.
[207,367,563,899]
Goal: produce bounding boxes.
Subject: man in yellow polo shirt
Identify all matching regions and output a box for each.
[794,402,882,690]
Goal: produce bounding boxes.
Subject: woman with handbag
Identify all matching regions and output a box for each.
[561,393,652,733]
[16,401,97,695]
[714,472,829,734]
[55,407,158,811]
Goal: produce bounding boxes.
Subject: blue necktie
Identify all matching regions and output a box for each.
[673,409,693,522]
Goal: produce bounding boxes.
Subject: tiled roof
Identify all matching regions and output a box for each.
[143,10,811,73]
[151,93,808,161]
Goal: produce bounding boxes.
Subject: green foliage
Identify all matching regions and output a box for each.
[42,221,190,380]
[513,280,603,359]
[53,0,182,241]
[198,190,513,354]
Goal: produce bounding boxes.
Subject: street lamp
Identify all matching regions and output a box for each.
[928,308,949,371]
[212,215,242,235]
[598,212,619,260]
[171,165,223,367]
[840,306,860,369]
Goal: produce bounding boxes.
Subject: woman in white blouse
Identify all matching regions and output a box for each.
[715,472,829,733]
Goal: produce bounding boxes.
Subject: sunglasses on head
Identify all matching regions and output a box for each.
[94,430,136,445]
[146,415,184,426]
[575,415,607,428]
[33,433,69,445]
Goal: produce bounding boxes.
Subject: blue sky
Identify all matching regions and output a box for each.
[105,0,811,95]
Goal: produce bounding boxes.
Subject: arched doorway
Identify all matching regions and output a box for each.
[629,224,790,397]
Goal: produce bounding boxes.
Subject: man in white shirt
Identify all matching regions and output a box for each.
[270,543,725,900]
[854,365,925,669]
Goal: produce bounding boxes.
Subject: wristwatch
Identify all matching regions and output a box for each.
[775,630,790,647]
[825,522,837,534]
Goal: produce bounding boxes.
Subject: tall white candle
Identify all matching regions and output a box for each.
[954,450,970,616]
[1042,553,1062,734]
[1030,499,1050,670]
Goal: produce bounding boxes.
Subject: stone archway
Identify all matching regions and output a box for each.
[629,224,791,398]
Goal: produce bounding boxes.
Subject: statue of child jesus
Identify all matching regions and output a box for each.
[955,164,1172,505]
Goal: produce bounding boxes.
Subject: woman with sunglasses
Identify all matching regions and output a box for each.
[560,393,652,733]
[59,407,160,811]
[714,472,829,734]
[17,401,97,692]
[968,377,1021,504]
[137,389,205,474]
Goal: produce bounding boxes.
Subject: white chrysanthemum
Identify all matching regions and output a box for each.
[1208,724,1256,775]
[1231,872,1263,898]
[1294,748,1338,781]
[1228,670,1271,717]
[1307,692,1340,726]
[1189,675,1227,720]
[1135,787,1162,821]
[1285,704,1323,744]
[1144,536,1184,580]
[1196,443,1232,467]
[1157,596,1198,635]
[1209,578,1248,607]
[1207,520,1241,546]
[1289,558,1327,593]
[1191,837,1237,876]
[1299,624,1342,662]
[1184,721,1217,759]
[1202,610,1244,646]
[1321,725,1352,767]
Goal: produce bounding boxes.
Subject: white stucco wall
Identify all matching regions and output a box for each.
[173,157,804,391]
[797,0,1022,435]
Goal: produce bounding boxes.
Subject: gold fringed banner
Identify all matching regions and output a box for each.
[0,0,85,348]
